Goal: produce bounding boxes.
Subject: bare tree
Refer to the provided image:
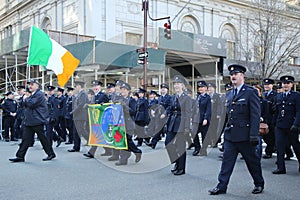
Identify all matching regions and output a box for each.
[240,0,300,80]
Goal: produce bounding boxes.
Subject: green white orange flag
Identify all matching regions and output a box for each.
[27,26,80,87]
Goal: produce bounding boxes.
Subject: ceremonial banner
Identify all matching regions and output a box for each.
[88,103,128,149]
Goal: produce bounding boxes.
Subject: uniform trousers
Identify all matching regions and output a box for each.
[217,139,264,191]
[3,116,16,139]
[275,127,300,171]
[73,120,88,151]
[16,125,54,159]
[165,131,186,170]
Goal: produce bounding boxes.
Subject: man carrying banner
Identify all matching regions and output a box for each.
[115,82,142,165]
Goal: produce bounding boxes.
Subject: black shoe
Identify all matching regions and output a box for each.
[252,186,264,194]
[10,138,18,142]
[284,156,291,160]
[83,152,94,158]
[145,142,155,149]
[187,143,195,150]
[173,169,185,175]
[263,154,272,159]
[108,156,119,161]
[219,147,224,152]
[56,137,63,147]
[192,150,199,156]
[272,169,286,174]
[137,143,142,147]
[42,154,56,161]
[208,187,226,195]
[9,157,25,162]
[5,138,10,142]
[100,152,112,156]
[135,153,142,163]
[68,149,79,152]
[115,160,127,166]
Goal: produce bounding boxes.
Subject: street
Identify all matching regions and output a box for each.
[1,139,299,200]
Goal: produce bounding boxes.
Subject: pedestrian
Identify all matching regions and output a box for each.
[272,75,300,174]
[165,75,192,176]
[64,87,74,144]
[1,91,17,142]
[68,81,89,153]
[209,64,264,195]
[9,79,56,162]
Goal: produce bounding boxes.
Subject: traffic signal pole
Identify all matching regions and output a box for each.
[142,0,170,90]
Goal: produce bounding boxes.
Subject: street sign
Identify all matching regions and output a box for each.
[138,52,148,58]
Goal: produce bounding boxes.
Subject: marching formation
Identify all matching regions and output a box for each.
[1,63,300,195]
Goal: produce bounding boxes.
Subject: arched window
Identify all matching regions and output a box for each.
[179,15,201,34]
[41,17,52,30]
[221,24,237,60]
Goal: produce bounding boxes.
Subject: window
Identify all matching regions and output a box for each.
[221,24,237,60]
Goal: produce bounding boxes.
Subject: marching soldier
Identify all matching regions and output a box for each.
[147,90,158,138]
[56,87,67,141]
[272,75,300,174]
[146,84,172,149]
[115,82,142,165]
[106,83,117,102]
[14,86,26,139]
[207,82,222,147]
[261,78,277,159]
[209,64,264,195]
[64,87,74,144]
[68,81,89,153]
[2,91,17,142]
[134,88,150,146]
[191,81,211,156]
[83,80,110,158]
[165,75,192,176]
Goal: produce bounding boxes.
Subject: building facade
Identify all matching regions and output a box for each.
[1,0,300,93]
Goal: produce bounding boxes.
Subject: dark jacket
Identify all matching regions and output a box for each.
[2,98,17,116]
[135,97,150,125]
[64,95,74,119]
[192,93,212,124]
[224,84,260,142]
[274,90,300,129]
[72,90,89,121]
[263,90,277,124]
[118,95,136,132]
[24,89,49,126]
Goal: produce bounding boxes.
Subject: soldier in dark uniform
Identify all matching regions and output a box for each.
[64,87,74,144]
[14,86,26,139]
[115,82,142,165]
[191,81,211,156]
[9,79,56,162]
[207,82,222,147]
[261,78,277,159]
[209,64,264,195]
[106,83,117,102]
[68,81,89,152]
[166,75,192,176]
[134,88,150,146]
[46,86,63,147]
[83,80,110,158]
[272,75,300,174]
[56,87,67,141]
[147,90,158,139]
[146,83,172,149]
[2,91,18,142]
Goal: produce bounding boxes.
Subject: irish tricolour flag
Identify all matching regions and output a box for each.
[27,26,80,87]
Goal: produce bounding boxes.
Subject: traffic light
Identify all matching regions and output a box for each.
[164,20,171,40]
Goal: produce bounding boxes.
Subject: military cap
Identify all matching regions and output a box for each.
[27,79,40,85]
[17,85,25,90]
[74,81,85,87]
[57,87,64,93]
[173,75,187,85]
[120,82,131,90]
[149,90,158,96]
[5,91,13,96]
[280,75,294,83]
[276,82,282,89]
[47,85,56,91]
[91,80,103,86]
[207,82,216,88]
[107,83,116,89]
[262,78,275,85]
[224,83,233,90]
[133,91,139,97]
[137,88,147,93]
[160,83,169,90]
[228,64,247,75]
[115,80,125,86]
[66,87,74,91]
[197,80,207,87]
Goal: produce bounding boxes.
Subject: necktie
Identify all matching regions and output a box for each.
[233,88,237,98]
